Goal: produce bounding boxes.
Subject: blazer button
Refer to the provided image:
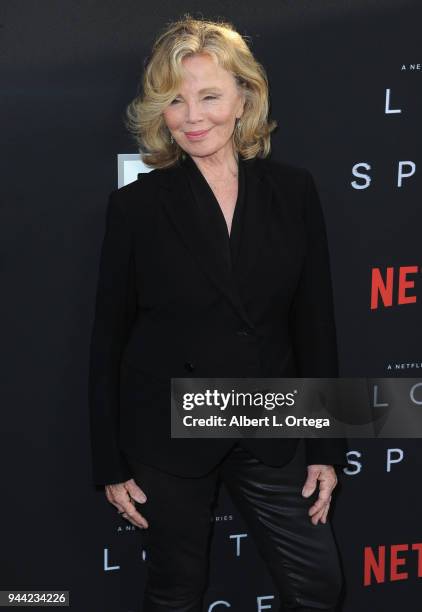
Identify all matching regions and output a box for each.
[236,328,252,337]
[184,361,195,372]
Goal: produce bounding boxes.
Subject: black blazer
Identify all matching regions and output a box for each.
[88,154,348,486]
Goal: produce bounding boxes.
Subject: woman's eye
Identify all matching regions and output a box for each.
[169,95,218,105]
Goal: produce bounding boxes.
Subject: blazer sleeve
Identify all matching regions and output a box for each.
[289,170,348,468]
[88,190,137,486]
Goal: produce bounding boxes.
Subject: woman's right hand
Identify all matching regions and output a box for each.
[105,478,149,529]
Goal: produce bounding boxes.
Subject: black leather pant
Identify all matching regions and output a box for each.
[125,439,343,612]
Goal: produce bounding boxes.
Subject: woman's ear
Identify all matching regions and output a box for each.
[237,89,246,119]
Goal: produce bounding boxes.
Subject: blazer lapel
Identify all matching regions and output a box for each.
[232,157,272,285]
[160,156,272,330]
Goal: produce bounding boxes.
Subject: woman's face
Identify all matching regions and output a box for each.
[162,53,245,159]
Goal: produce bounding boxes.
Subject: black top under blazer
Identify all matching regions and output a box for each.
[88,153,348,486]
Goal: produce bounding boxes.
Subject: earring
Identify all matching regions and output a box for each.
[170,134,174,144]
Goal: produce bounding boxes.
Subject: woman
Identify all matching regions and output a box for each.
[89,15,348,612]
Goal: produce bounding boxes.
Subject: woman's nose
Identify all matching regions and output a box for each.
[185,101,203,122]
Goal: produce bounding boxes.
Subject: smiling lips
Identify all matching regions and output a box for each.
[185,128,210,140]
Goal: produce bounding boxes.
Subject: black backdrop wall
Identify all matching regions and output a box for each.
[1,1,421,611]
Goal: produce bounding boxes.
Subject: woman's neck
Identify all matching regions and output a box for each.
[187,147,239,184]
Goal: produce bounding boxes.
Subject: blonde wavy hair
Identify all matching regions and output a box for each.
[124,14,278,168]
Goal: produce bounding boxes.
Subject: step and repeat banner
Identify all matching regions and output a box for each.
[2,1,421,611]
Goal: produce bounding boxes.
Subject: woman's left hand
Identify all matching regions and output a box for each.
[301,464,338,525]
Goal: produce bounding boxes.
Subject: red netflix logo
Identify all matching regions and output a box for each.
[364,543,422,585]
[370,266,419,309]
